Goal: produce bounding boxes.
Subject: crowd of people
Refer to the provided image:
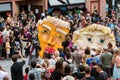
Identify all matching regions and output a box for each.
[0,8,120,80]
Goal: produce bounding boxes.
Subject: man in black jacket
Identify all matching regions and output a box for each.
[11,53,25,80]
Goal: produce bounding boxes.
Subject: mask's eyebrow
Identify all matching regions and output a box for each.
[56,28,67,35]
[42,24,51,31]
[84,34,93,37]
[97,35,105,37]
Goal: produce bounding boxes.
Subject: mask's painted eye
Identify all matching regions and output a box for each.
[57,36,62,39]
[87,38,92,42]
[41,30,49,33]
[100,39,105,43]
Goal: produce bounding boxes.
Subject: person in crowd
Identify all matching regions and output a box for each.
[107,42,114,54]
[117,20,120,28]
[83,47,91,66]
[113,48,120,80]
[28,61,46,80]
[39,52,48,65]
[108,19,116,31]
[100,46,112,79]
[0,65,8,80]
[24,42,30,58]
[86,54,98,66]
[62,36,71,51]
[96,64,108,80]
[58,48,66,60]
[29,73,35,80]
[84,66,95,80]
[94,49,101,64]
[13,27,21,52]
[0,31,3,59]
[11,53,25,80]
[44,59,54,72]
[18,10,27,26]
[116,27,120,47]
[54,51,61,61]
[63,53,73,68]
[75,65,85,80]
[62,65,74,80]
[5,38,11,60]
[20,27,30,57]
[64,47,71,55]
[72,46,83,73]
[1,25,11,58]
[28,11,36,23]
[3,76,9,80]
[24,67,29,80]
[90,60,99,80]
[9,31,15,56]
[107,42,114,76]
[31,32,38,43]
[47,53,56,68]
[28,41,37,65]
[51,60,63,80]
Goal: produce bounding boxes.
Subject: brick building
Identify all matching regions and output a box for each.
[86,0,106,19]
[0,0,48,21]
[0,0,106,20]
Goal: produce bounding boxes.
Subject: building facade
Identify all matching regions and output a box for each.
[47,0,106,19]
[0,0,106,20]
[0,0,48,21]
[86,0,106,19]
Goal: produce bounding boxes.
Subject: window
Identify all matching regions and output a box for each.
[0,3,12,12]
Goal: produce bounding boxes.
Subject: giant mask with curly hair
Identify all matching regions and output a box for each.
[73,24,116,50]
[37,16,70,57]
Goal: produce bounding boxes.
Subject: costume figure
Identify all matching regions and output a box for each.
[37,16,70,57]
[73,24,116,50]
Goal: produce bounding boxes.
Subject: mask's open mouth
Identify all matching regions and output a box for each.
[45,45,55,54]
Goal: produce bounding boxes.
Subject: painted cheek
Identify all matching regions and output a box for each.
[55,38,63,44]
[40,34,50,42]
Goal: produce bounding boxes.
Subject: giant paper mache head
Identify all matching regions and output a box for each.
[37,16,70,57]
[73,24,116,50]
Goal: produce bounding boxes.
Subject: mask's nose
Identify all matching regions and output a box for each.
[47,36,54,45]
[90,43,99,50]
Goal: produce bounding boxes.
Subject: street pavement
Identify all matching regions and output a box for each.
[0,58,28,80]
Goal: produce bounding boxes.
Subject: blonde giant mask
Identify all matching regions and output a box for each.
[37,16,70,57]
[73,24,116,49]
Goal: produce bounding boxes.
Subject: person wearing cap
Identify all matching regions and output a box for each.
[100,46,112,80]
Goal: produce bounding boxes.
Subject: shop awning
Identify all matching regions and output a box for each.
[49,0,68,6]
[68,0,85,5]
[49,0,85,7]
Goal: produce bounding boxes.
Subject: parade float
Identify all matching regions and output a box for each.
[37,16,70,57]
[72,24,116,50]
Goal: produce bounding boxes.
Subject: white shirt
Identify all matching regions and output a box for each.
[62,75,75,80]
[48,58,56,67]
[0,70,8,80]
